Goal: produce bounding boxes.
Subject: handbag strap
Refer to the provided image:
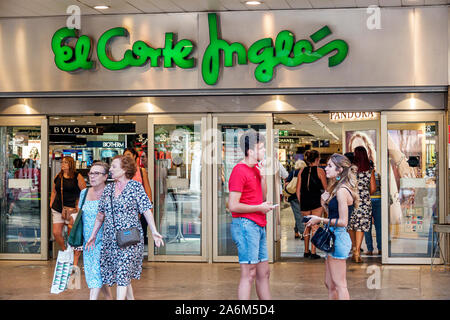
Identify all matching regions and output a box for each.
[79,188,89,212]
[60,174,64,208]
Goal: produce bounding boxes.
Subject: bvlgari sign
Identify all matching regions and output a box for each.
[51,13,349,85]
[50,126,103,135]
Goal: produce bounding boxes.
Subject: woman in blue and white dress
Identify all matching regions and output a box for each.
[81,161,112,300]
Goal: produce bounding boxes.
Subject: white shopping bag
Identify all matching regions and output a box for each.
[50,246,74,294]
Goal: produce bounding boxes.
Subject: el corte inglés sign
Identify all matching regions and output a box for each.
[51,13,349,85]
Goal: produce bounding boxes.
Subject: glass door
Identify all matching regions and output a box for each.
[148,115,208,262]
[381,112,445,264]
[212,114,274,262]
[0,117,48,260]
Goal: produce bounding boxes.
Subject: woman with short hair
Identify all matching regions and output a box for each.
[86,155,164,300]
[80,161,112,300]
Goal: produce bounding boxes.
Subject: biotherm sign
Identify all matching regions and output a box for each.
[51,13,349,85]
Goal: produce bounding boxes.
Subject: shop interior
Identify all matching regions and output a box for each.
[274,113,439,260]
[48,115,149,255]
[274,113,382,259]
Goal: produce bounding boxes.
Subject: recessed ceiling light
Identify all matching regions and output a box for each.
[70,119,75,123]
[246,1,262,5]
[103,116,107,120]
[94,5,109,10]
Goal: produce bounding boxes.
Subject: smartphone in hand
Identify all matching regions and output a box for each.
[302,217,311,223]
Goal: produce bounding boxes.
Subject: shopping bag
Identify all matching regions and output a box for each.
[50,246,74,294]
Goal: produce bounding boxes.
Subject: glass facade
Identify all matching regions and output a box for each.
[216,124,266,257]
[387,122,439,258]
[0,126,42,254]
[153,123,203,256]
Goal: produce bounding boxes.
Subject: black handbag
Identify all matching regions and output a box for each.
[311,219,338,253]
[111,185,140,248]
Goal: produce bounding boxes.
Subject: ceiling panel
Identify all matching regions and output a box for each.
[286,0,313,8]
[0,0,40,17]
[355,0,380,7]
[401,0,425,5]
[423,0,448,4]
[332,0,357,7]
[145,0,184,12]
[263,0,292,9]
[308,0,336,8]
[125,0,163,13]
[78,0,143,14]
[0,0,445,18]
[378,0,402,6]
[219,0,248,10]
[170,0,225,11]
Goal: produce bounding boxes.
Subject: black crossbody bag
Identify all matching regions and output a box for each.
[111,185,140,248]
[311,218,338,253]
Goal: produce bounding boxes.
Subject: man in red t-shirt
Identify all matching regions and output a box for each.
[228,129,275,300]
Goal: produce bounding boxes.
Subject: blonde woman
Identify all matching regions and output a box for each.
[306,153,359,300]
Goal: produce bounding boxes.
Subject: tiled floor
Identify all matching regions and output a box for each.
[1,202,448,300]
[0,258,449,300]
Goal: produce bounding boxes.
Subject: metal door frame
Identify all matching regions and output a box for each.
[381,111,445,264]
[147,114,208,262]
[0,116,48,260]
[212,113,274,263]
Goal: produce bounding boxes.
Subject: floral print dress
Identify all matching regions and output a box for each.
[97,180,152,287]
[80,189,104,289]
[348,170,372,232]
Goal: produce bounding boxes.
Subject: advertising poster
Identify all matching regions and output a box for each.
[345,130,377,166]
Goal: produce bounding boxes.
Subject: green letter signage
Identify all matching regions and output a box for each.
[201,13,248,85]
[51,13,348,84]
[51,27,93,71]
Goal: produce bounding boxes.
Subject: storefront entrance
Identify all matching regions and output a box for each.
[0,111,446,265]
[0,117,48,260]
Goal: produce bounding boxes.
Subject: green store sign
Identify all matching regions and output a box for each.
[51,13,349,85]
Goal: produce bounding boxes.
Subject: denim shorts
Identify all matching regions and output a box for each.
[327,227,352,260]
[231,218,268,264]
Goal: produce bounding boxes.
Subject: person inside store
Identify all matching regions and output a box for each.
[305,153,358,300]
[123,147,153,246]
[50,156,86,267]
[79,161,113,300]
[365,159,382,256]
[228,129,274,300]
[348,146,376,263]
[285,160,307,239]
[296,150,328,259]
[85,155,164,300]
